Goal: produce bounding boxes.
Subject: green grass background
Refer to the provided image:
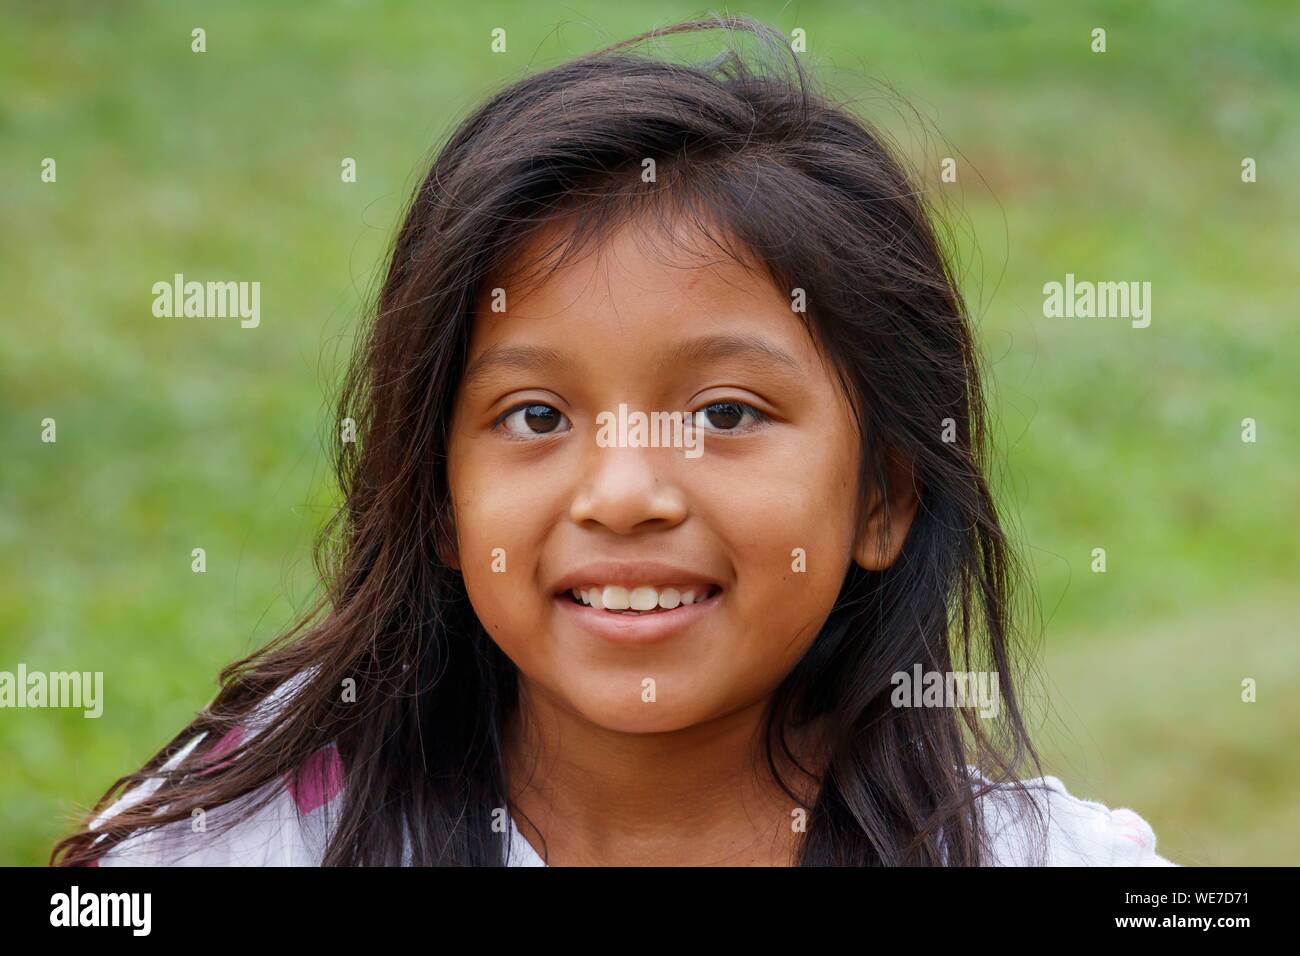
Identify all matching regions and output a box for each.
[2,0,1296,865]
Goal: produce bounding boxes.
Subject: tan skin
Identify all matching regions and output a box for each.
[444,215,918,865]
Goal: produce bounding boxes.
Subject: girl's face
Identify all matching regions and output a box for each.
[447,216,884,734]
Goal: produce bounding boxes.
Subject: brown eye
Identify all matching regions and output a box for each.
[689,401,766,432]
[500,403,570,437]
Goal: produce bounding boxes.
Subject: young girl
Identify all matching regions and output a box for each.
[54,16,1173,867]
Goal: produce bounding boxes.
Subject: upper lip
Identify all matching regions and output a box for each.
[552,560,723,595]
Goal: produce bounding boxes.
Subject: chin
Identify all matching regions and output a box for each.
[563,684,717,734]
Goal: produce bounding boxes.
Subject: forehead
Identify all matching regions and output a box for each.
[466,213,816,367]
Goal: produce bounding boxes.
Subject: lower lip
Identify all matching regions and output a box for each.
[554,589,723,645]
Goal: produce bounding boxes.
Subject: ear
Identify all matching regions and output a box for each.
[852,448,919,571]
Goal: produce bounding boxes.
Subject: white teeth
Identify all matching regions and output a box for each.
[568,583,715,612]
[601,586,630,610]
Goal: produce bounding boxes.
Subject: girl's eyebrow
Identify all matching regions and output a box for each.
[463,333,802,389]
[657,333,803,378]
[463,344,570,389]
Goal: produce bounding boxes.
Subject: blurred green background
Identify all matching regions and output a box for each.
[2,1,1297,866]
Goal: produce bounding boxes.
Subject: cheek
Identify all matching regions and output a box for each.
[448,427,566,565]
[726,414,860,569]
[706,441,859,670]
[459,532,552,677]
[447,439,555,648]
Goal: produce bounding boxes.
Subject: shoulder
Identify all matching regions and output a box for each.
[967,768,1177,867]
[89,672,344,867]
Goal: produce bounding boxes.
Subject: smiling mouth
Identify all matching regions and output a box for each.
[561,584,723,615]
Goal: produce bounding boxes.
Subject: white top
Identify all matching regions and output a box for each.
[87,679,1175,867]
[88,735,1174,866]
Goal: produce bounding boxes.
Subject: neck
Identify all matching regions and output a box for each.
[503,678,827,866]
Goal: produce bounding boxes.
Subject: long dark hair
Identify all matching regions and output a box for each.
[55,15,1046,866]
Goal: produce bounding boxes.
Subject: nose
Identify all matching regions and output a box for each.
[569,444,689,534]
